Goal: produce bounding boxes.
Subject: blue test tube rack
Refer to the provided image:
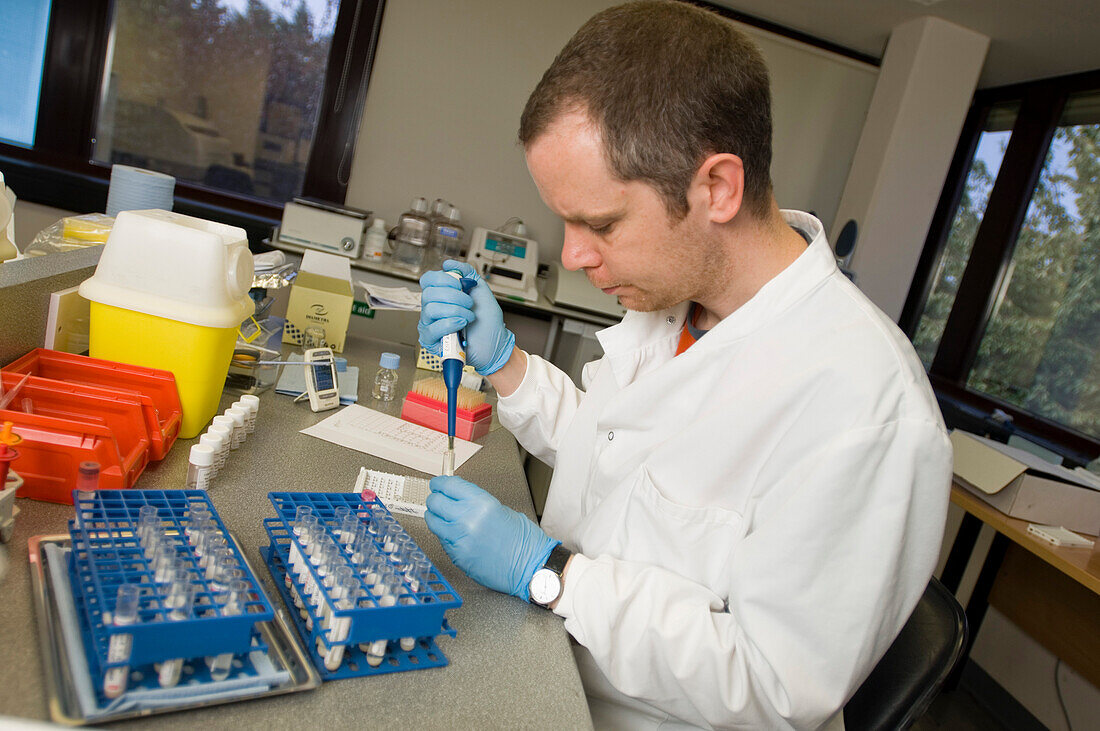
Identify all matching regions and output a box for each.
[262,492,462,679]
[68,489,275,688]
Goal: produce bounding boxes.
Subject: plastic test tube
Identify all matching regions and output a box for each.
[103,584,140,699]
[212,415,239,450]
[366,571,402,666]
[323,568,358,671]
[288,507,314,586]
[225,406,248,446]
[74,461,100,529]
[207,579,251,680]
[158,570,197,687]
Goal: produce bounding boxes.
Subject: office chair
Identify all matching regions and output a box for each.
[843,577,968,730]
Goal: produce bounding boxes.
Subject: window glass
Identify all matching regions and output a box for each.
[967,92,1100,439]
[92,0,339,202]
[0,0,53,146]
[912,103,1018,368]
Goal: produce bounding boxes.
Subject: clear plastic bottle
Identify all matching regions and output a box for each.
[429,198,450,226]
[430,205,466,264]
[391,198,431,273]
[372,352,400,401]
[186,444,216,490]
[363,218,387,263]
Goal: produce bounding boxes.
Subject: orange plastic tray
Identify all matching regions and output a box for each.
[0,373,150,502]
[3,349,181,460]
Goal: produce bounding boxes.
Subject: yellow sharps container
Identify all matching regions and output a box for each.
[79,210,255,438]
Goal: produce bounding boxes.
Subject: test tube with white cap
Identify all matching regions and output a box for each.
[185,444,216,490]
[225,406,248,446]
[103,584,140,699]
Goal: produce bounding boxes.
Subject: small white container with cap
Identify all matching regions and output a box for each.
[200,431,226,477]
[235,394,260,433]
[207,422,233,465]
[212,414,240,450]
[225,406,248,446]
[186,444,216,490]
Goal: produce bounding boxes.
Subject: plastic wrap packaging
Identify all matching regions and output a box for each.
[252,250,297,289]
[25,214,115,257]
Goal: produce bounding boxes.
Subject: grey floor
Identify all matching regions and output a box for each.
[913,688,1009,730]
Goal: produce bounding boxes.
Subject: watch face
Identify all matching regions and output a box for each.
[529,568,562,605]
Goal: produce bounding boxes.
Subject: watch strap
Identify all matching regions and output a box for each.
[543,543,571,577]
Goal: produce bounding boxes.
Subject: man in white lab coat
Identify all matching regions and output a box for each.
[418,2,953,728]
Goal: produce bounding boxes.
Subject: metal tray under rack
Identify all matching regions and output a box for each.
[29,534,321,726]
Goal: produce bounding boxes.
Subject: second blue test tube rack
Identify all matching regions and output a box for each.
[68,489,276,698]
[262,491,462,679]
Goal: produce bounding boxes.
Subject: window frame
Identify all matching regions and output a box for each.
[900,68,1100,461]
[0,0,386,242]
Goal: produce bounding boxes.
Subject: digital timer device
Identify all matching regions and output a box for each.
[304,347,340,412]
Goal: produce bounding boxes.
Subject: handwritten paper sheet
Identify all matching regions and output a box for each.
[300,404,480,475]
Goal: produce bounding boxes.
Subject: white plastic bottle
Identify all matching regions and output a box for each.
[363,218,387,262]
[372,352,400,401]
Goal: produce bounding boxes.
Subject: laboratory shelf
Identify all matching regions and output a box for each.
[262,491,462,679]
[68,489,275,671]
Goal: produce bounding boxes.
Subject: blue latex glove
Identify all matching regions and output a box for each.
[419,260,515,375]
[424,476,559,602]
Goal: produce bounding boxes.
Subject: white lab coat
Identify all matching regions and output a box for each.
[497,211,952,730]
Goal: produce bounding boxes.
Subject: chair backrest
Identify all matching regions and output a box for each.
[843,577,968,730]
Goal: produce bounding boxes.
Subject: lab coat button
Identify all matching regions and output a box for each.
[667,316,675,324]
[607,431,614,441]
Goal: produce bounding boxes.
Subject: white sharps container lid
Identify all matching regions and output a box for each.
[79,209,254,328]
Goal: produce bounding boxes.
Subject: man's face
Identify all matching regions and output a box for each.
[525,110,722,312]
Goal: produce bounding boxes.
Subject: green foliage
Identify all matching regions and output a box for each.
[966,124,1100,438]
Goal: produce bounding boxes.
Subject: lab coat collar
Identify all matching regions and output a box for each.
[595,210,836,385]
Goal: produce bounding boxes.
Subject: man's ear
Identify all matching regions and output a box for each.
[689,153,744,224]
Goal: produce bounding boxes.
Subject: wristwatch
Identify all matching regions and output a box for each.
[529,544,572,607]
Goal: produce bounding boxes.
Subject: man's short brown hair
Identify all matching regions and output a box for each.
[520,0,773,219]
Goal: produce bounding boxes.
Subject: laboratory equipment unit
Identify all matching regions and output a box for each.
[277,198,373,258]
[466,227,540,302]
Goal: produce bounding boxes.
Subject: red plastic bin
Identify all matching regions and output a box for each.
[0,373,150,502]
[3,349,181,460]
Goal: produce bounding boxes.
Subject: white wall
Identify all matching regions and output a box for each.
[345,0,877,264]
[11,200,73,251]
[833,16,988,322]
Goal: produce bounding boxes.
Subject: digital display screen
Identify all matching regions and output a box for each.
[485,235,526,259]
[311,362,336,391]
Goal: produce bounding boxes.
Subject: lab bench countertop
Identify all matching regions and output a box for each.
[0,334,592,729]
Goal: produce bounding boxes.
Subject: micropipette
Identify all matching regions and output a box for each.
[441,271,476,476]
